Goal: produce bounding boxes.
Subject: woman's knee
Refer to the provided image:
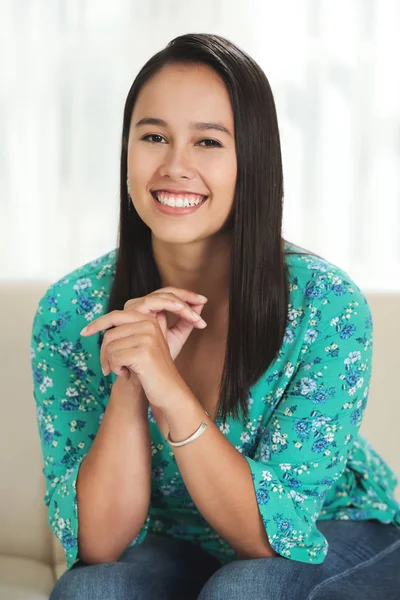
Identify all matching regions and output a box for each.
[49,561,136,600]
[197,556,318,600]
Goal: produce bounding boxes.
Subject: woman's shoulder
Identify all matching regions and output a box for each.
[40,248,117,309]
[47,248,118,295]
[33,248,118,347]
[284,241,371,318]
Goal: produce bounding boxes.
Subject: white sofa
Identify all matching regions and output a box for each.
[1,282,399,599]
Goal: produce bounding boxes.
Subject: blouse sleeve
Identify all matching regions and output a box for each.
[243,280,373,564]
[30,286,151,570]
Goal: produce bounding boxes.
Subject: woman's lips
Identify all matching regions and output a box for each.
[151,193,208,215]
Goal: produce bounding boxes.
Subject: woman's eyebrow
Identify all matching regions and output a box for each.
[134,117,232,137]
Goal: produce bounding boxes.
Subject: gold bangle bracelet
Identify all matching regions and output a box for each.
[167,410,210,447]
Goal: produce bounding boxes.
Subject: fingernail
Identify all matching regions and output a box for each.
[80,326,88,336]
[198,319,207,328]
[197,294,208,302]
[101,366,107,376]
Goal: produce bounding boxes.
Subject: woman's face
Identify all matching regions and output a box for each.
[127,63,237,244]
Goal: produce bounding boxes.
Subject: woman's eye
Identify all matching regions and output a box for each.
[141,134,221,148]
[142,134,166,143]
[198,139,222,148]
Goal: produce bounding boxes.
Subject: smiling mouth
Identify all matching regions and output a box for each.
[151,191,208,207]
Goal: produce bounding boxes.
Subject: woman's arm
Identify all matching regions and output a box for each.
[76,378,151,564]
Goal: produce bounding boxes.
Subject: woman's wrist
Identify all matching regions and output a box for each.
[110,377,149,419]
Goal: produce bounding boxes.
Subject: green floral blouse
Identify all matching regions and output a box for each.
[30,242,400,571]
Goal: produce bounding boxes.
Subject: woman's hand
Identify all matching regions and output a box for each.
[122,288,208,362]
[80,288,208,409]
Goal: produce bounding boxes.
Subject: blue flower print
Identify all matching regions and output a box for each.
[340,324,356,339]
[256,488,270,505]
[30,245,400,571]
[312,438,330,453]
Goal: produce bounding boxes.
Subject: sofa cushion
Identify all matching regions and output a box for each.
[0,585,49,600]
[0,554,55,598]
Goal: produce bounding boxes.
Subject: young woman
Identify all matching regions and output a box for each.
[31,33,400,599]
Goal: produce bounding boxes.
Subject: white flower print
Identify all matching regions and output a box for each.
[345,351,361,365]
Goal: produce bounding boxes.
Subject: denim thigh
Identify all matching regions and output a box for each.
[49,533,222,600]
[197,519,400,600]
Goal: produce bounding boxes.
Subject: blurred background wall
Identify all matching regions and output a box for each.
[1,0,399,291]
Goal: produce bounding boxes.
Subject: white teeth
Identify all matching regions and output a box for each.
[154,191,205,207]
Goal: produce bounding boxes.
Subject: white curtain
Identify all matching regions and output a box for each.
[1,0,399,290]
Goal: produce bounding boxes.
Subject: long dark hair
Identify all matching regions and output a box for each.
[107,33,318,426]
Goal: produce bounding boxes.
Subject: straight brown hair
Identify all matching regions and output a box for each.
[107,33,321,426]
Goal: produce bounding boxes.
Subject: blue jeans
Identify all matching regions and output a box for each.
[50,519,400,599]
